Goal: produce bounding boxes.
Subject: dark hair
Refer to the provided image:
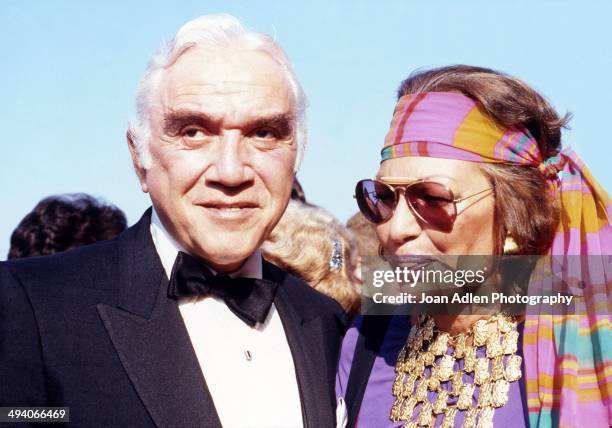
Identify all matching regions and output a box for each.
[8,194,127,259]
[291,178,307,203]
[398,65,565,254]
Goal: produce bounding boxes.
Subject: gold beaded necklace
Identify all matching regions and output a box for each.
[390,314,522,428]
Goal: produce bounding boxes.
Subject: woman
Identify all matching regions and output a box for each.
[336,66,610,427]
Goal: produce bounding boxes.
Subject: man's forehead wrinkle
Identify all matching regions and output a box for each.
[163,87,295,116]
[169,81,290,96]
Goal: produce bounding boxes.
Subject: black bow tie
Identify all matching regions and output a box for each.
[167,251,279,327]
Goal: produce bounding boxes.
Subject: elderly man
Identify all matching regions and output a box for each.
[0,15,346,427]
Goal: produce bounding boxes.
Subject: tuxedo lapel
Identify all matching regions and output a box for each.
[265,262,337,427]
[97,210,221,428]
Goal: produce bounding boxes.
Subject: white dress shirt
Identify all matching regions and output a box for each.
[150,210,304,427]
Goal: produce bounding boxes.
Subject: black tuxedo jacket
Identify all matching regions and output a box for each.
[0,210,347,427]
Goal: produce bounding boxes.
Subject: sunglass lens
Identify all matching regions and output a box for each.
[355,180,396,224]
[406,182,456,230]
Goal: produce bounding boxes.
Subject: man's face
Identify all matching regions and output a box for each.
[133,47,297,272]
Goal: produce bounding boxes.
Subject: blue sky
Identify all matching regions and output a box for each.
[1,1,611,259]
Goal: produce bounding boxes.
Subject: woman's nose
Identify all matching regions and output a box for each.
[385,194,422,250]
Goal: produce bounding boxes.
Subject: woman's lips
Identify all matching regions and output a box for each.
[389,255,440,270]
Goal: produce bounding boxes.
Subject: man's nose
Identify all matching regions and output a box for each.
[386,194,422,247]
[207,132,254,187]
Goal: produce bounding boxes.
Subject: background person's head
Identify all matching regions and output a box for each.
[362,65,564,257]
[262,201,361,315]
[126,14,307,272]
[346,211,384,258]
[8,194,127,259]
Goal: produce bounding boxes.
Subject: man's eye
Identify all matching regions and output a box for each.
[251,128,278,140]
[181,127,208,141]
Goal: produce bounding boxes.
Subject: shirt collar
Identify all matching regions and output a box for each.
[149,208,262,280]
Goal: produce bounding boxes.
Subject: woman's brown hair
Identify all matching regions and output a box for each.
[398,65,567,254]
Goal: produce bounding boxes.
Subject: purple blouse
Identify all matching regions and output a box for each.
[336,315,528,428]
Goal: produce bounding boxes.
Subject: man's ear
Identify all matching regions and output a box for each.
[126,129,148,193]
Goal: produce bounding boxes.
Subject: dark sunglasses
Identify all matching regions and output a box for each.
[355,178,493,231]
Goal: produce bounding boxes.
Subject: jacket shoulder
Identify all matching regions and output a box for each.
[2,237,122,294]
[2,209,152,291]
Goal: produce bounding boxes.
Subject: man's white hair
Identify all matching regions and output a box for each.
[129,14,307,172]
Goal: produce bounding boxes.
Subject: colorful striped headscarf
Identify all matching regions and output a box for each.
[381,92,611,427]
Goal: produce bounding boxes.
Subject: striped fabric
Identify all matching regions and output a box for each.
[381,92,611,427]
